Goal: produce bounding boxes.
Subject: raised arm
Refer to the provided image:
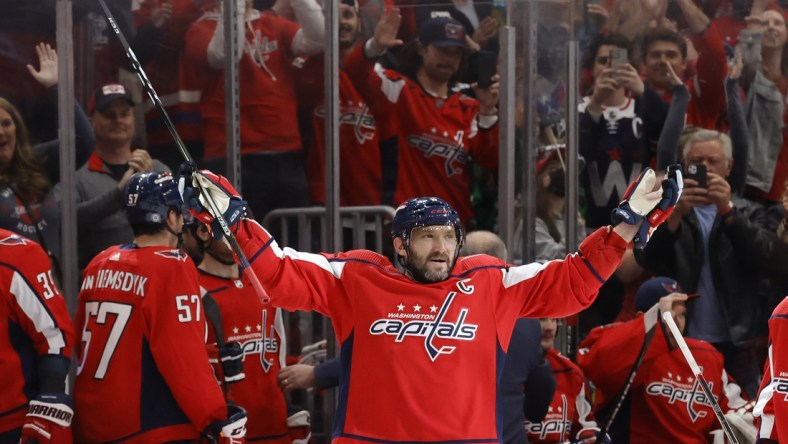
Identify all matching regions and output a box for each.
[28,43,95,183]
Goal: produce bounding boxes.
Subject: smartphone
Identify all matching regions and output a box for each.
[686,163,707,188]
[476,50,497,89]
[610,48,628,68]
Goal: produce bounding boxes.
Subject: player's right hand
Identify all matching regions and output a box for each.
[21,393,74,444]
[204,404,247,444]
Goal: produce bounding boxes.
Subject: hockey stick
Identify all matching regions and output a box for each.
[596,319,657,441]
[97,0,270,304]
[662,311,739,444]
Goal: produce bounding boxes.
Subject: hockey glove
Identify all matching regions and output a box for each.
[21,393,73,444]
[204,404,247,444]
[179,166,248,240]
[220,342,246,384]
[573,427,610,444]
[634,164,683,248]
[610,167,662,226]
[287,410,312,444]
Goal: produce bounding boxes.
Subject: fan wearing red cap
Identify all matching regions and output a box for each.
[578,277,748,443]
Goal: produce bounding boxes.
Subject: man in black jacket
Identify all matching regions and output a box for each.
[635,129,777,397]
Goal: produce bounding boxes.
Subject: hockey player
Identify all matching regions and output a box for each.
[0,229,74,443]
[343,11,500,224]
[526,318,601,444]
[754,296,788,441]
[577,277,747,443]
[180,161,682,443]
[73,172,246,443]
[180,187,292,443]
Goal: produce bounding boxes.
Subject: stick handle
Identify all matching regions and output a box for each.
[662,311,739,444]
[662,311,702,375]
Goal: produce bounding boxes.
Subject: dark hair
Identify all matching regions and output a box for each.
[581,33,632,71]
[0,97,51,203]
[642,27,687,60]
[396,39,469,87]
[129,206,181,237]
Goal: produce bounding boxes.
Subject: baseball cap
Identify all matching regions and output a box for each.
[635,276,699,312]
[536,145,586,174]
[89,84,135,114]
[419,17,467,49]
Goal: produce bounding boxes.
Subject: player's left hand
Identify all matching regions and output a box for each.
[633,164,683,248]
[21,393,73,444]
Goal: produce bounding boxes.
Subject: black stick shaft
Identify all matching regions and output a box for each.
[97,0,270,304]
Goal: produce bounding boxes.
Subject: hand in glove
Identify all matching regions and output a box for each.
[179,165,248,240]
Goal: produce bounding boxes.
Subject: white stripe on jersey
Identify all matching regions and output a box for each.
[501,261,551,288]
[278,247,347,278]
[373,63,405,103]
[11,271,66,354]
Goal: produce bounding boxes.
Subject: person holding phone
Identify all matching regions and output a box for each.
[636,129,780,397]
[344,11,500,226]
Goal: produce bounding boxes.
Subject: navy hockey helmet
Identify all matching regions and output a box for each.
[391,197,464,247]
[124,172,185,225]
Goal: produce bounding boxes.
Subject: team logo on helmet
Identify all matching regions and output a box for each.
[0,234,27,246]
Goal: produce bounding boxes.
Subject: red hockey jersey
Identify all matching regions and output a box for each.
[184,10,302,160]
[305,65,391,207]
[234,219,628,443]
[526,348,597,443]
[199,270,290,443]
[755,296,788,441]
[343,45,499,222]
[0,230,74,433]
[578,306,747,443]
[73,244,227,443]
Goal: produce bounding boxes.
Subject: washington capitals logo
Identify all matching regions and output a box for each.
[154,250,188,262]
[259,309,277,373]
[772,377,788,400]
[407,130,470,177]
[369,281,478,361]
[0,234,27,245]
[646,373,714,422]
[315,103,376,144]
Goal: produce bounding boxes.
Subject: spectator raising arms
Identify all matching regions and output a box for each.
[344,11,500,225]
[0,43,94,264]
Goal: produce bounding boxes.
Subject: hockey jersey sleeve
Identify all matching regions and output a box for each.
[342,43,402,120]
[688,21,728,120]
[141,258,227,432]
[494,226,627,328]
[1,235,74,372]
[234,218,356,342]
[755,297,788,441]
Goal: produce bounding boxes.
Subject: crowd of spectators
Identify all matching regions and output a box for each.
[2,0,788,441]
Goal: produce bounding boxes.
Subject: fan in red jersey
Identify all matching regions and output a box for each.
[526,318,602,444]
[577,277,748,443]
[73,172,246,444]
[0,230,74,444]
[343,11,500,224]
[179,164,681,443]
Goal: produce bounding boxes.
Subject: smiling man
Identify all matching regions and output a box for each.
[75,84,170,270]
